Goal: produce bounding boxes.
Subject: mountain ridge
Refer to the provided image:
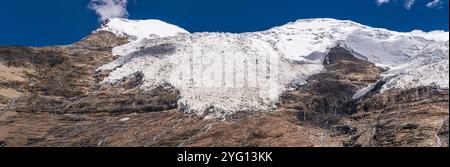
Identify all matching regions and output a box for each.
[0,18,448,147]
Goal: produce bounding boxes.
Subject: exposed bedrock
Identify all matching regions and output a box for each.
[341,87,449,147]
[280,45,385,124]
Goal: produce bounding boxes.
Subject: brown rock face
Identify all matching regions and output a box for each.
[281,46,385,124]
[340,87,449,147]
[0,33,448,147]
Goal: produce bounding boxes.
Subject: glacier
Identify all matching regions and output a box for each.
[95,18,449,117]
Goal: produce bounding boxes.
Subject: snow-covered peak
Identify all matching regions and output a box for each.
[277,18,367,29]
[255,18,448,65]
[276,18,448,41]
[98,18,190,40]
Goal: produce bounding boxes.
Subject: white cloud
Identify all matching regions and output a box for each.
[426,0,443,7]
[89,0,129,22]
[375,0,446,9]
[404,0,416,9]
[376,0,391,6]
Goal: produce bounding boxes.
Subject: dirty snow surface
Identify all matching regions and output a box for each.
[97,18,449,117]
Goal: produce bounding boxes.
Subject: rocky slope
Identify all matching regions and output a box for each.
[0,18,448,147]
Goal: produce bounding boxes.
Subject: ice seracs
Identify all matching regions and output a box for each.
[96,18,449,117]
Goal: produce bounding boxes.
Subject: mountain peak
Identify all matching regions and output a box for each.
[97,18,190,40]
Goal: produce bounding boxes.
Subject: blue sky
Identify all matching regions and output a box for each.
[0,0,448,46]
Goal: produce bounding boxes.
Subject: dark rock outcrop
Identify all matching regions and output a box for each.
[281,46,385,125]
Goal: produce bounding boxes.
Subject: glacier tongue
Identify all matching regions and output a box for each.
[97,18,449,117]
